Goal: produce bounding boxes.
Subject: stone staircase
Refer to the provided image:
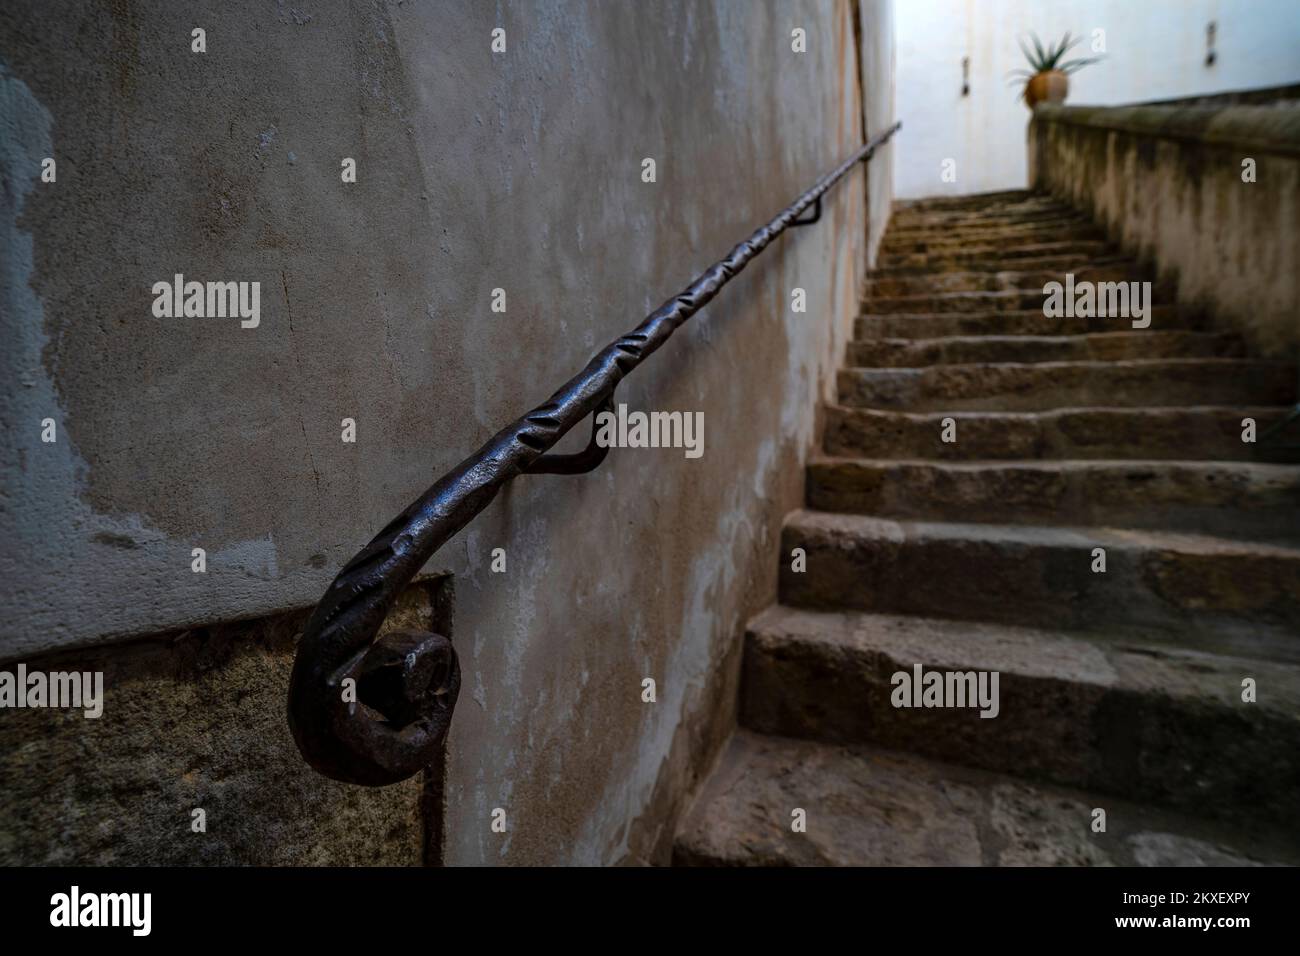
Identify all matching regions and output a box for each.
[674,190,1300,866]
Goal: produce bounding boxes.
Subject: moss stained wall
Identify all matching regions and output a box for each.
[1030,103,1300,357]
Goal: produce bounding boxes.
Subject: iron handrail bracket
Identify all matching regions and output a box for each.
[288,122,902,785]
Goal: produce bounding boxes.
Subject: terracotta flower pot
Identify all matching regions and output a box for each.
[1024,70,1069,108]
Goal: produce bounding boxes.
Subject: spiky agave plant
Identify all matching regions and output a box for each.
[1008,31,1103,99]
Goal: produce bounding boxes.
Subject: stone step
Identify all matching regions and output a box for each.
[854,305,1189,339]
[895,188,1040,212]
[864,263,1155,298]
[779,510,1300,656]
[870,253,1139,278]
[673,730,1299,866]
[889,210,1089,235]
[822,404,1298,463]
[806,458,1300,542]
[880,223,1104,256]
[847,331,1242,367]
[883,213,1097,244]
[837,359,1296,412]
[864,287,1174,316]
[891,196,1071,227]
[879,239,1114,270]
[740,606,1300,824]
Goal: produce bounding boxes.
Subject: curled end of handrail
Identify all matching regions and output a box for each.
[289,626,461,786]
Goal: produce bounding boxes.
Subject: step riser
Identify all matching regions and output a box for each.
[880,227,1103,256]
[779,522,1300,650]
[880,241,1113,269]
[806,461,1300,542]
[864,288,1175,315]
[869,254,1138,278]
[847,332,1242,367]
[740,631,1300,825]
[894,211,1065,223]
[823,405,1297,463]
[865,265,1153,298]
[837,362,1296,412]
[881,228,1096,250]
[854,306,1189,339]
[888,215,1088,236]
[883,215,1092,241]
[896,189,1039,211]
[893,200,1066,223]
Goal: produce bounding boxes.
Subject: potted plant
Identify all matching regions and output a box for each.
[1010,31,1102,108]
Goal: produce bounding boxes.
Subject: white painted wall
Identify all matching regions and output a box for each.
[894,0,1300,198]
[861,0,898,261]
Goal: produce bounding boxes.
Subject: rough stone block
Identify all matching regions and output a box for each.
[0,577,452,865]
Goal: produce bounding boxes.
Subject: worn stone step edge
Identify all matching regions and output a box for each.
[892,197,1068,222]
[896,188,1040,209]
[888,211,1092,234]
[879,240,1115,268]
[805,457,1300,542]
[881,227,1105,255]
[883,212,1093,238]
[822,403,1298,464]
[836,359,1297,413]
[853,305,1192,339]
[847,331,1243,367]
[868,253,1140,278]
[864,265,1159,297]
[779,509,1300,652]
[863,288,1176,315]
[672,730,1299,866]
[740,605,1300,824]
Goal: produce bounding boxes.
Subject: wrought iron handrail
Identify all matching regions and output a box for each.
[288,121,903,785]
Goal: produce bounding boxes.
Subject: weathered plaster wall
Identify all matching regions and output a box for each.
[1029,103,1300,357]
[0,1,890,864]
